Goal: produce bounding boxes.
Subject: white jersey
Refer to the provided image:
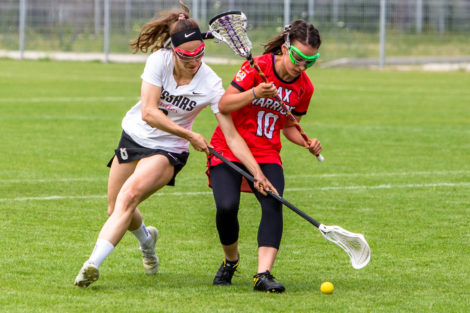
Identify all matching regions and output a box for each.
[122,49,223,153]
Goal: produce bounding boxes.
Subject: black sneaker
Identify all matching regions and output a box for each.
[253,270,285,293]
[213,258,239,285]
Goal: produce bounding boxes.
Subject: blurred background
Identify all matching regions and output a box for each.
[1,0,470,68]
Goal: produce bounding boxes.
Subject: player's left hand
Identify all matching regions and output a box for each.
[306,138,322,157]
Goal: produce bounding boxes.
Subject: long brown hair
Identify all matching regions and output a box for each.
[130,1,200,53]
[263,20,321,55]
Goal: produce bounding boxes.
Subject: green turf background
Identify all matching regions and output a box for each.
[0,59,469,312]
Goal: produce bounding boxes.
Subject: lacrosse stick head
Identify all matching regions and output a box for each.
[208,11,252,59]
[319,224,371,269]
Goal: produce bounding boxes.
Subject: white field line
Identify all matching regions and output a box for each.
[0,177,106,184]
[0,50,239,65]
[0,96,138,103]
[1,182,469,202]
[288,182,470,191]
[294,170,470,178]
[1,170,469,184]
[316,84,470,95]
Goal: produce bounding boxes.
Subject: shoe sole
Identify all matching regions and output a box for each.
[254,288,285,293]
[74,265,99,288]
[213,281,232,286]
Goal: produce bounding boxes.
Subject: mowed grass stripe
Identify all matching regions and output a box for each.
[0,96,139,103]
[1,182,469,202]
[0,59,469,313]
[1,169,469,183]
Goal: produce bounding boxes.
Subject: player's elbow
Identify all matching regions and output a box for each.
[218,106,231,114]
[141,110,150,123]
[218,100,235,114]
[217,95,233,114]
[141,108,154,125]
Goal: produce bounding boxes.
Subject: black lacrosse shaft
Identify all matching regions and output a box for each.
[209,148,321,228]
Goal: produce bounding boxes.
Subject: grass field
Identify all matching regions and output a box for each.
[0,58,469,313]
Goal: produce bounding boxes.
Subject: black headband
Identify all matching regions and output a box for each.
[170,28,203,47]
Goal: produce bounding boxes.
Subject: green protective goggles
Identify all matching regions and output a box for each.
[286,43,320,68]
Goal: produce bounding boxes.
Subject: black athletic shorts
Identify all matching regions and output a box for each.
[107,130,189,186]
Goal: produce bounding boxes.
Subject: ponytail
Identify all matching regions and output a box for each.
[130,1,199,53]
[263,20,321,55]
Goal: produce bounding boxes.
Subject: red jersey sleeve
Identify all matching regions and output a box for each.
[230,59,260,91]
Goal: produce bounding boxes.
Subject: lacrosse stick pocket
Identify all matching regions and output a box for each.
[319,224,371,269]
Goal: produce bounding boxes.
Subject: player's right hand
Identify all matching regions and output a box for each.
[253,82,278,99]
[188,132,210,154]
[253,172,278,196]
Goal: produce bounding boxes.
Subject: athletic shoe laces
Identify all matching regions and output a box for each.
[255,270,275,280]
[222,262,238,278]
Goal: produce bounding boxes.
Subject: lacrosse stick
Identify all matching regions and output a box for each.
[208,11,324,162]
[209,147,371,269]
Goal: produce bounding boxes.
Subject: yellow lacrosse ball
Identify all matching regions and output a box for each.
[320,282,334,294]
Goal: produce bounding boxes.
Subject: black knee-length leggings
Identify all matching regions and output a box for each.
[210,162,285,249]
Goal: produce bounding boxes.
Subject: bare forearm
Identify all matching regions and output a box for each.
[142,108,192,140]
[140,81,194,140]
[226,136,262,176]
[138,81,209,152]
[216,112,262,176]
[283,124,323,157]
[219,83,279,113]
[283,126,307,147]
[215,112,278,194]
[219,89,254,113]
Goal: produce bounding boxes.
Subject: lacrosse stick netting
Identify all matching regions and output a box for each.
[208,11,253,58]
[209,11,324,162]
[319,225,371,269]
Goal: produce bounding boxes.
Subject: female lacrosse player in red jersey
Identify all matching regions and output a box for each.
[74,2,275,288]
[209,20,323,293]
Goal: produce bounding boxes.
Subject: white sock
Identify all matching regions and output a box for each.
[131,223,152,248]
[88,238,115,267]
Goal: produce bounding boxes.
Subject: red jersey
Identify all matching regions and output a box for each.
[210,53,314,166]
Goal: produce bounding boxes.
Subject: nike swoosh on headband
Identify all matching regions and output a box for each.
[185,32,196,38]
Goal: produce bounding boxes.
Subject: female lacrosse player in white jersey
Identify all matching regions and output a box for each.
[74,2,275,288]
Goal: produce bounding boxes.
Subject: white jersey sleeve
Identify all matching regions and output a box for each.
[140,51,166,87]
[205,69,224,115]
[121,49,225,153]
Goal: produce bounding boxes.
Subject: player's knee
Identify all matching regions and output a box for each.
[119,188,143,209]
[107,205,114,216]
[216,199,239,216]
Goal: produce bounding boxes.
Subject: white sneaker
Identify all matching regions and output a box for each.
[141,226,159,275]
[74,261,99,288]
